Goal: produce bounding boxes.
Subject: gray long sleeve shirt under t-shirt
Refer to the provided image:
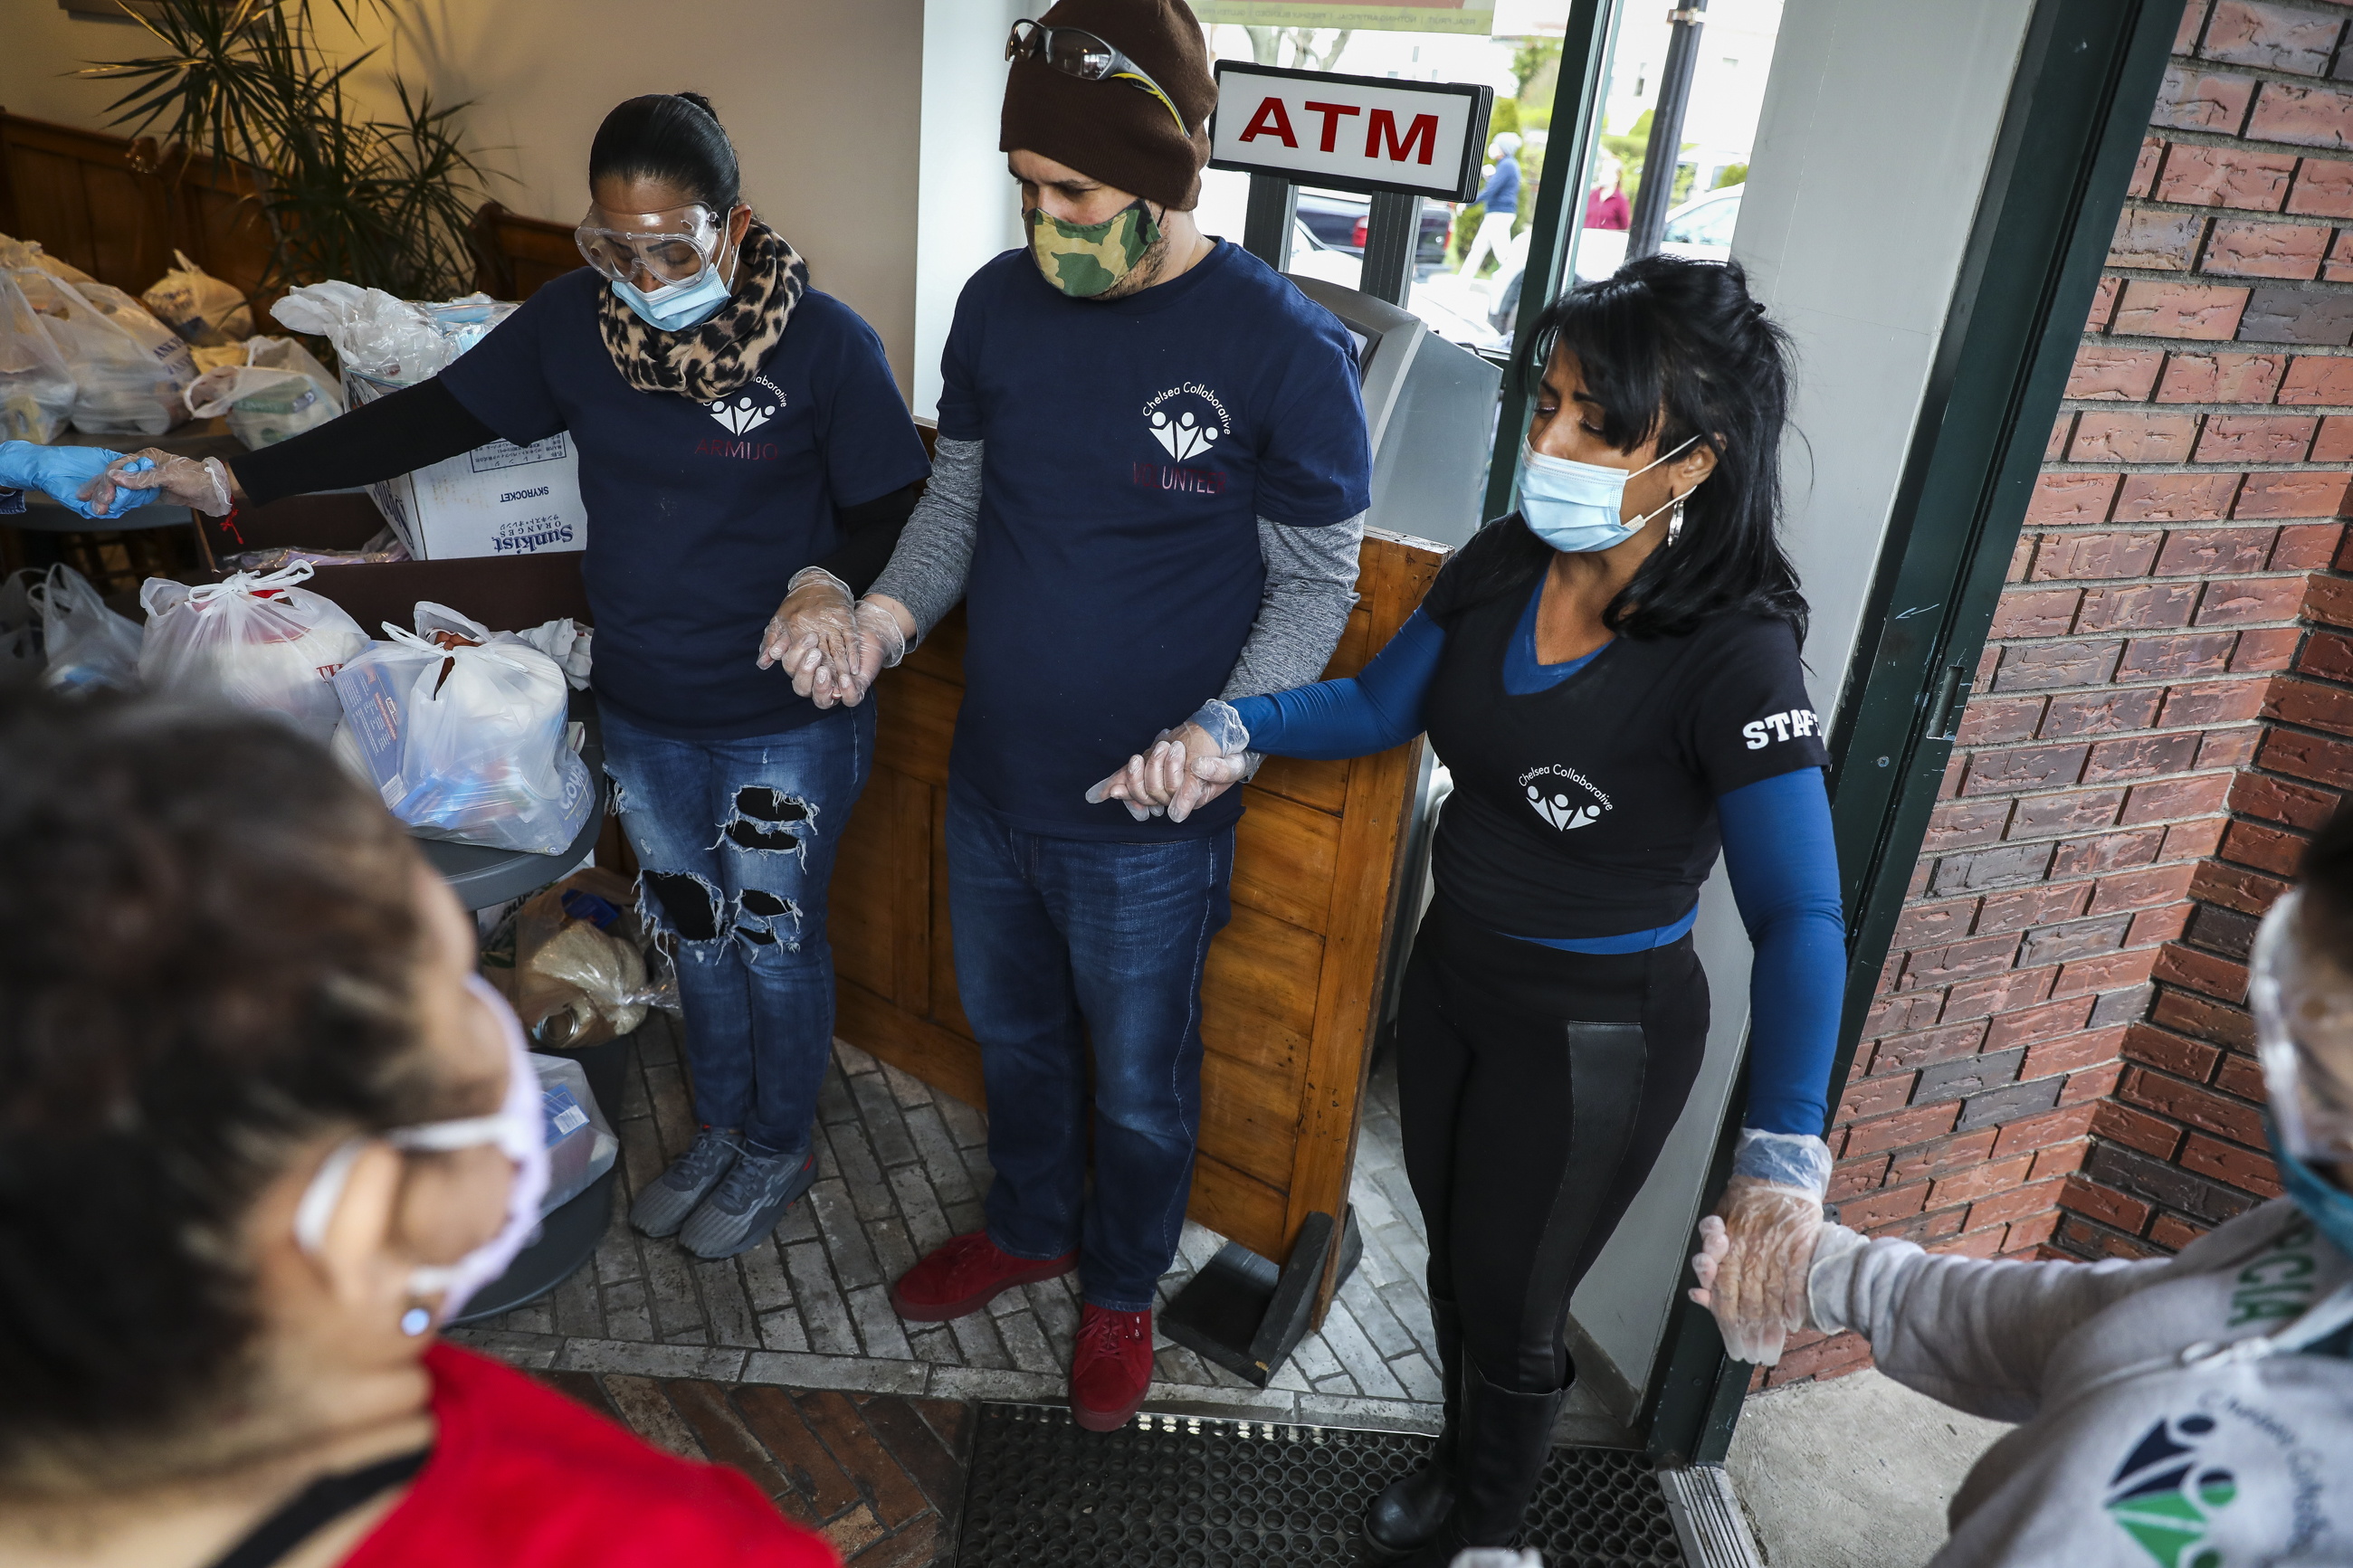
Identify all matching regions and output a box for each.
[871,434,1367,711]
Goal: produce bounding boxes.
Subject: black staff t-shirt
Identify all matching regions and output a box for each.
[1420,536,1828,940]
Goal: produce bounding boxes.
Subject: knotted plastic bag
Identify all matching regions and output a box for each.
[0,267,76,444]
[331,602,593,853]
[142,250,254,347]
[31,563,141,692]
[138,562,371,743]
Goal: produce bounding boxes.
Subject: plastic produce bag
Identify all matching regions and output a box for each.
[31,563,141,692]
[331,601,594,853]
[483,867,680,1050]
[138,562,370,743]
[184,335,343,449]
[530,1050,619,1216]
[142,250,253,347]
[16,271,196,435]
[0,268,76,444]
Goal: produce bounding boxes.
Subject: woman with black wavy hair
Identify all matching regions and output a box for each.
[1098,255,1845,1563]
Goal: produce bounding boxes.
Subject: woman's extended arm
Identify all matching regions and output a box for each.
[230,377,498,507]
[1718,766,1846,1136]
[1227,606,1446,759]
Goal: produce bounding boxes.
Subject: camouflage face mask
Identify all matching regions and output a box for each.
[1026,199,1162,299]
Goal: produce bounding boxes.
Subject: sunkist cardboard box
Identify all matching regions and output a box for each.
[344,370,588,561]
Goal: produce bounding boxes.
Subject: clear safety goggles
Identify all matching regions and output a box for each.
[2252,889,2353,1163]
[575,204,727,286]
[1006,19,1189,137]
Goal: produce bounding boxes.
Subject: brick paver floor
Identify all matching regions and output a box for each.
[455,1013,1624,1440]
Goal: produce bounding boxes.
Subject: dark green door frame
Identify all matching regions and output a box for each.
[1635,0,2181,1464]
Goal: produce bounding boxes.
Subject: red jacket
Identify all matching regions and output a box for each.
[1585,188,1631,231]
[341,1345,836,1567]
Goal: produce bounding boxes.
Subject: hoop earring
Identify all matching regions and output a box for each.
[1666,495,1686,546]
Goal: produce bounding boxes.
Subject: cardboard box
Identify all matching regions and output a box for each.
[344,371,588,562]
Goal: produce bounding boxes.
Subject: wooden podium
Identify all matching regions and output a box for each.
[828,529,1443,1354]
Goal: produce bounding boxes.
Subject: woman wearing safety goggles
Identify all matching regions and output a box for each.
[86,91,934,1268]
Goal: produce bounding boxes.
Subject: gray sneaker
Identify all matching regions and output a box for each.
[629,1126,745,1238]
[679,1144,818,1259]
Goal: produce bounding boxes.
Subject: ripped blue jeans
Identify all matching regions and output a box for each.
[599,699,873,1155]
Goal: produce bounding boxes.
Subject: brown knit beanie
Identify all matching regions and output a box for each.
[1001,0,1219,212]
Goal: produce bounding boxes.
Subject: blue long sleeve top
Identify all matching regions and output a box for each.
[1231,589,1845,1136]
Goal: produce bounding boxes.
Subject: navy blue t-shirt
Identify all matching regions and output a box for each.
[938,242,1371,840]
[439,269,930,740]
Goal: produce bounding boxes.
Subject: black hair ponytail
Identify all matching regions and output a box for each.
[588,92,741,214]
[1456,255,1807,645]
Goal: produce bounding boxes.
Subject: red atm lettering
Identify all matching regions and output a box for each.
[1301,100,1364,153]
[1240,95,1299,147]
[1367,109,1440,165]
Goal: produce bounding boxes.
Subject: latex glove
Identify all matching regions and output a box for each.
[1687,1128,1832,1365]
[0,441,150,520]
[87,450,234,516]
[805,595,909,709]
[760,567,857,688]
[1086,699,1253,823]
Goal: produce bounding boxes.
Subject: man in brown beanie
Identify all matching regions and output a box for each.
[795,0,1373,1436]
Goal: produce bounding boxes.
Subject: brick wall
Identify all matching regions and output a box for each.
[1766,0,2353,1391]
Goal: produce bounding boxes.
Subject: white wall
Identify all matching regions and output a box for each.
[5,0,927,394]
[1563,0,2039,1414]
[913,0,1028,421]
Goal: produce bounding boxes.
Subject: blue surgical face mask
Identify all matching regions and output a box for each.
[610,259,733,333]
[2268,1112,2353,1259]
[1517,433,1700,554]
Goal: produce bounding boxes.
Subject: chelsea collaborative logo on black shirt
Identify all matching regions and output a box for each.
[1134,383,1233,496]
[1520,764,1611,832]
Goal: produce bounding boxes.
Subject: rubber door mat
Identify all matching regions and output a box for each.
[955,1403,1685,1567]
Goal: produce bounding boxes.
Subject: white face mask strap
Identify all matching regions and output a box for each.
[292,1138,369,1256]
[387,1115,507,1153]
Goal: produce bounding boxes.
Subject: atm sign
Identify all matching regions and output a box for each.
[1208,62,1493,203]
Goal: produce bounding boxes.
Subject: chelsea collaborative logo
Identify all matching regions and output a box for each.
[1521,764,1612,832]
[706,373,789,435]
[1143,383,1232,461]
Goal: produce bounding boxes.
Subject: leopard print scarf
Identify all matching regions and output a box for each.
[594,216,806,403]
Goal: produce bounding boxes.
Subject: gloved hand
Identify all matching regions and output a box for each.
[0,441,152,520]
[1085,699,1253,823]
[759,567,857,688]
[84,449,236,517]
[1687,1127,1833,1365]
[802,595,910,709]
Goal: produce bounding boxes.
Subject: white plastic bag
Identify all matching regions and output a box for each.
[331,602,594,853]
[0,267,76,444]
[0,234,95,283]
[142,249,253,347]
[138,562,370,743]
[184,335,343,449]
[533,1051,620,1216]
[31,563,141,692]
[509,617,593,690]
[17,271,196,435]
[271,280,451,384]
[0,567,43,671]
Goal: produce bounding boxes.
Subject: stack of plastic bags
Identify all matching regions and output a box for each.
[331,602,594,854]
[271,282,517,387]
[138,562,370,744]
[0,240,197,437]
[0,265,76,444]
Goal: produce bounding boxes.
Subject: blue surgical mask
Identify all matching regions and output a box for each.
[1517,434,1699,554]
[2268,1111,2353,1259]
[610,261,733,333]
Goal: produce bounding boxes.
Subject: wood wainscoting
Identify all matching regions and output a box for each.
[830,530,1443,1324]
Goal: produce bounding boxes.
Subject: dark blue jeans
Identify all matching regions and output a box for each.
[946,780,1234,1313]
[600,699,872,1156]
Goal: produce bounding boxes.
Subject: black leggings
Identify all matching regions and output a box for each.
[1396,896,1710,1393]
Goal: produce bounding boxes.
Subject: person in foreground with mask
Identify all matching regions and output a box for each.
[83,91,931,1264]
[1693,807,2353,1566]
[787,0,1370,1434]
[1096,256,1844,1564]
[0,687,834,1568]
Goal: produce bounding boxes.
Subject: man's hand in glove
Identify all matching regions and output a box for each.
[760,568,858,690]
[1086,700,1253,823]
[1687,1128,1833,1365]
[0,441,150,519]
[796,595,910,709]
[83,450,237,516]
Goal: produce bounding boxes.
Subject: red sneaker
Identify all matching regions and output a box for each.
[1070,1304,1155,1432]
[890,1231,1076,1323]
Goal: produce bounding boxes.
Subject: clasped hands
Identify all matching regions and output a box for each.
[756,572,909,707]
[1685,1128,1835,1366]
[1084,719,1251,823]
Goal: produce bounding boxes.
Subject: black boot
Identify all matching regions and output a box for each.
[1394,1362,1568,1567]
[1362,1295,1462,1560]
